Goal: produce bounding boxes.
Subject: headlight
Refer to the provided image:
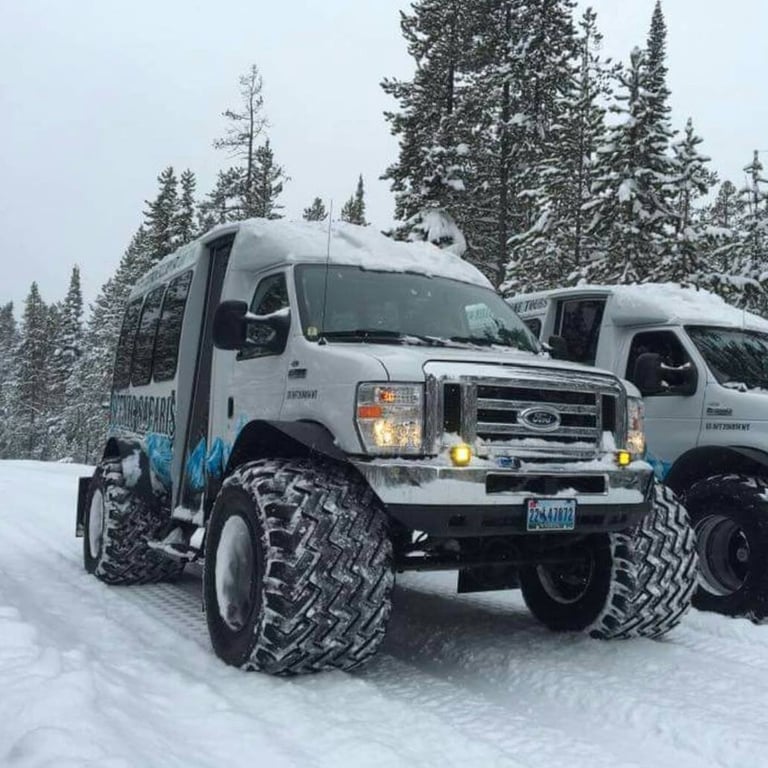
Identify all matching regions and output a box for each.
[626,397,646,457]
[356,383,423,455]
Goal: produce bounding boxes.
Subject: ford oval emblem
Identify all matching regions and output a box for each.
[520,406,561,432]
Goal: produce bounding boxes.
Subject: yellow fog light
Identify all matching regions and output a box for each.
[450,443,472,467]
[616,450,632,467]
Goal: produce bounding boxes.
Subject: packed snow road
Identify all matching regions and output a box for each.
[1,462,766,768]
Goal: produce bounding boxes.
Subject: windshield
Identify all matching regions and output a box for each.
[294,265,539,352]
[686,325,768,390]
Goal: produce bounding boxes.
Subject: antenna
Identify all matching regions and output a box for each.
[318,200,333,343]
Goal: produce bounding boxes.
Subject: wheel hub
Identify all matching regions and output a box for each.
[695,514,750,597]
[215,515,256,631]
[88,489,105,560]
[537,553,594,605]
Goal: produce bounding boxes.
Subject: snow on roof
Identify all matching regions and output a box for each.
[608,283,768,330]
[512,283,768,331]
[228,219,490,287]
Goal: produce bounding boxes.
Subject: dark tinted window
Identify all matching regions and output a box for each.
[523,318,542,338]
[113,298,143,390]
[153,271,193,382]
[556,298,606,365]
[240,273,290,359]
[131,285,165,386]
[626,330,695,395]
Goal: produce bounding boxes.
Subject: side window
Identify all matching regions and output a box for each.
[523,318,542,339]
[130,285,166,386]
[626,330,695,395]
[242,273,290,359]
[556,298,606,365]
[113,297,143,390]
[153,271,193,382]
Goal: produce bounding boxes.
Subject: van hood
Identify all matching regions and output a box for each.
[333,342,619,384]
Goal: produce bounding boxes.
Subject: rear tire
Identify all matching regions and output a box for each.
[685,474,768,622]
[520,533,636,638]
[203,458,394,674]
[83,458,184,585]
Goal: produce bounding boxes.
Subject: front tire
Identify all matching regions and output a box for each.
[685,474,768,622]
[609,484,698,638]
[203,458,394,674]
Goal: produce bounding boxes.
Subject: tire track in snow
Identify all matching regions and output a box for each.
[388,574,768,768]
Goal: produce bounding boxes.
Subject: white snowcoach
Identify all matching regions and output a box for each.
[76,221,697,675]
[511,283,768,622]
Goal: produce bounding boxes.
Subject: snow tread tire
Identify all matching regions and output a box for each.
[204,458,394,675]
[685,473,768,622]
[85,458,184,585]
[608,484,698,639]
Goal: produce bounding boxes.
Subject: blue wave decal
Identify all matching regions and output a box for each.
[646,450,671,480]
[185,438,207,492]
[206,437,229,479]
[145,433,173,488]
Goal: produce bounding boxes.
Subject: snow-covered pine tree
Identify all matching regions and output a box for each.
[10,283,52,459]
[0,302,18,458]
[470,0,577,288]
[340,175,368,225]
[48,266,84,458]
[174,169,198,246]
[585,47,671,283]
[704,180,743,277]
[506,6,612,292]
[303,197,327,222]
[665,118,717,283]
[213,64,267,206]
[250,139,287,220]
[209,64,287,221]
[726,151,768,312]
[67,227,152,462]
[144,167,179,265]
[198,167,244,229]
[381,0,472,251]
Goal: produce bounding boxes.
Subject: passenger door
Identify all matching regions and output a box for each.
[623,329,705,478]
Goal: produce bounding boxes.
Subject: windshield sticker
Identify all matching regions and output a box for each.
[705,422,751,431]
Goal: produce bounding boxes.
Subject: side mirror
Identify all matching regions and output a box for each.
[547,335,568,360]
[213,301,248,350]
[632,352,663,395]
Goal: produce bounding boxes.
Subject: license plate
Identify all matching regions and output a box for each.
[526,498,576,531]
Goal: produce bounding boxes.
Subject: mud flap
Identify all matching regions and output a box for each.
[458,565,520,594]
[76,476,92,537]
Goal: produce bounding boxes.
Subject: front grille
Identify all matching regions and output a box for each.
[477,385,599,445]
[432,367,624,461]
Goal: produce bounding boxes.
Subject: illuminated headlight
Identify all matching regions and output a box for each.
[356,383,423,454]
[626,397,646,457]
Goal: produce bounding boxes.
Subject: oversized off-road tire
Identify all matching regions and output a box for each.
[685,474,768,622]
[519,533,636,638]
[83,458,185,585]
[609,484,698,639]
[203,458,394,675]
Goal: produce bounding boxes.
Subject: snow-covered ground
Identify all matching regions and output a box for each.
[1,461,767,768]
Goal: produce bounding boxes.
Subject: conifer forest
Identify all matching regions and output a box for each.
[1,0,766,463]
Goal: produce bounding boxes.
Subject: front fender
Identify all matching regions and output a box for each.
[665,445,768,495]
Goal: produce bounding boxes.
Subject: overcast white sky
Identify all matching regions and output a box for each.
[1,0,766,314]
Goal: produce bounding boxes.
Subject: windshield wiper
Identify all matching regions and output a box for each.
[319,329,457,347]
